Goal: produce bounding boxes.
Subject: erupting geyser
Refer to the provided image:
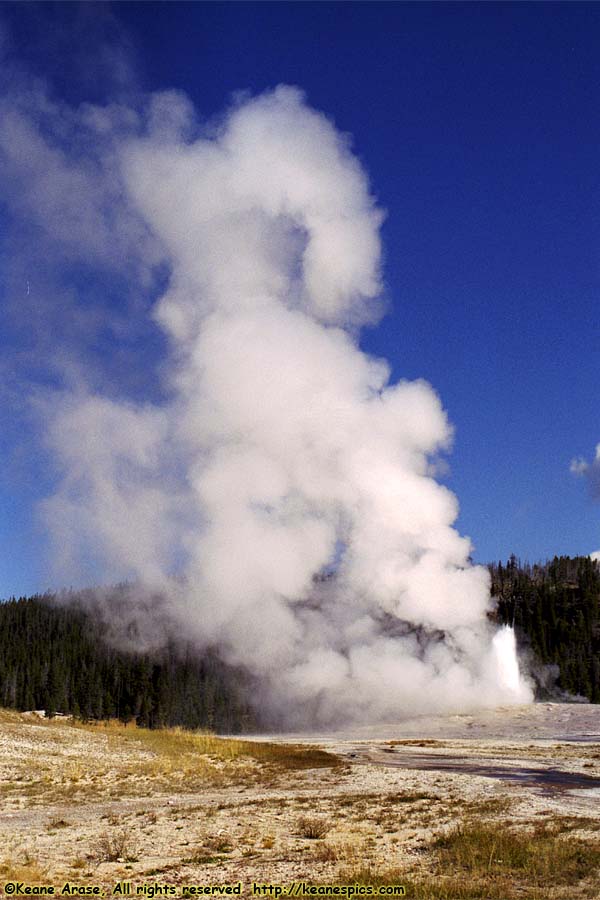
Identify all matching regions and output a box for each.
[36,85,532,726]
[491,626,526,697]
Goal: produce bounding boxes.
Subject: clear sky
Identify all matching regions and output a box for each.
[1,2,600,599]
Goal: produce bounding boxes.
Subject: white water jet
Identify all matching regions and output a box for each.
[491,625,527,698]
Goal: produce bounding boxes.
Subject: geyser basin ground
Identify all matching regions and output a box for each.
[242,702,600,796]
[243,700,600,743]
[1,704,599,900]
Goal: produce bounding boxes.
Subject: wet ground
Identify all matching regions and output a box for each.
[245,702,600,801]
[348,747,600,794]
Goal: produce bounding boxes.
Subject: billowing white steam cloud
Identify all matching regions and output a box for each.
[38,86,531,726]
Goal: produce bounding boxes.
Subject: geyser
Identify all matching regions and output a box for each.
[491,626,524,697]
[39,85,532,726]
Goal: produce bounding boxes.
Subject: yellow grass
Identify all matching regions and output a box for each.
[342,819,600,900]
[0,854,48,884]
[80,718,340,770]
[0,712,339,807]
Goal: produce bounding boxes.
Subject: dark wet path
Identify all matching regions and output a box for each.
[350,750,600,794]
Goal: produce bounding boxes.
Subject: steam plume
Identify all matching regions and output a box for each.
[20,85,531,726]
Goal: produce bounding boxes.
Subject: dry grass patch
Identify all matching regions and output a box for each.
[340,818,600,900]
[460,795,513,817]
[91,827,138,863]
[0,717,343,805]
[181,830,237,864]
[0,709,38,725]
[199,834,235,853]
[432,820,600,885]
[47,817,70,830]
[296,816,330,839]
[181,851,225,865]
[313,841,363,863]
[0,852,48,884]
[80,720,340,775]
[342,867,527,899]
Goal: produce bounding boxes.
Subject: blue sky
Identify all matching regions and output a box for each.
[1,2,600,598]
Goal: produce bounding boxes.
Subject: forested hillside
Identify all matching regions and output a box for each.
[0,593,255,732]
[491,555,600,702]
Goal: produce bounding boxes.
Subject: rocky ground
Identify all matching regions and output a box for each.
[0,704,599,899]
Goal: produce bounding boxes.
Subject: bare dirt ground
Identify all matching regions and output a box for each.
[0,704,599,899]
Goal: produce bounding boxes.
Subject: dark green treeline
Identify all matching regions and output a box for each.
[0,593,255,732]
[491,555,600,702]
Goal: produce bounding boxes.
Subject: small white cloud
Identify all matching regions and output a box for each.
[571,445,600,500]
[570,457,589,476]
